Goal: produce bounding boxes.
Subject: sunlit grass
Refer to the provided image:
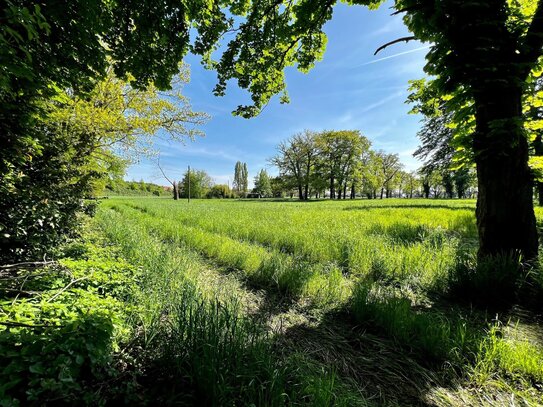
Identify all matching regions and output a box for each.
[95,205,366,405]
[95,197,543,405]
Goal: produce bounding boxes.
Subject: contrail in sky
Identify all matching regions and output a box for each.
[357,45,431,67]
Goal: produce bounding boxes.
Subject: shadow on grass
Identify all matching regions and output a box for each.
[363,219,477,249]
[266,283,543,406]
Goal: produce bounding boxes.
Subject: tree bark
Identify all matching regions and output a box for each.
[474,87,538,260]
[422,182,430,199]
[330,175,335,199]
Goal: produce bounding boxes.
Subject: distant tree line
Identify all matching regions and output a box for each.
[105,179,171,196]
[268,130,477,200]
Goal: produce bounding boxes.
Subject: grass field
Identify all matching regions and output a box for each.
[90,197,543,405]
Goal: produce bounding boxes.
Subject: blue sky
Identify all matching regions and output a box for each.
[126,0,429,187]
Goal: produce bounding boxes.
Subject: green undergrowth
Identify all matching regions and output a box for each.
[0,231,139,405]
[0,212,369,406]
[4,197,543,406]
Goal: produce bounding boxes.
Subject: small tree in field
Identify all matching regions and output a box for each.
[254,169,272,197]
[180,169,213,199]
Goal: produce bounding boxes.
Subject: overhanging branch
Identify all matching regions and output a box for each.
[391,5,423,16]
[374,36,416,55]
[157,155,174,186]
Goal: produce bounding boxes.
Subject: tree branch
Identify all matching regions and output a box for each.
[0,261,56,269]
[157,155,174,186]
[391,5,423,16]
[374,36,416,55]
[46,277,88,303]
[0,321,61,329]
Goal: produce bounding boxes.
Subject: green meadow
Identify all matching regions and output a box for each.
[86,197,543,405]
[3,197,543,405]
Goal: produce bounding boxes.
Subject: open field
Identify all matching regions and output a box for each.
[90,197,542,405]
[4,197,542,405]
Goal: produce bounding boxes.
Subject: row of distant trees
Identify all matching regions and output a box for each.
[268,130,477,200]
[105,179,170,196]
[156,128,479,201]
[159,142,477,201]
[163,164,274,199]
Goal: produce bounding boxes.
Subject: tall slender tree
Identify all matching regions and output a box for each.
[242,163,249,195]
[233,161,242,195]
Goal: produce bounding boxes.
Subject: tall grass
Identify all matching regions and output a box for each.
[98,197,543,405]
[350,282,477,363]
[95,207,365,405]
[114,198,466,294]
[109,203,350,305]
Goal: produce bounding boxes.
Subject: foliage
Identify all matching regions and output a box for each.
[104,179,170,197]
[233,161,249,196]
[271,129,374,200]
[0,65,207,262]
[0,116,98,262]
[253,169,273,197]
[180,169,213,199]
[206,184,232,199]
[50,65,208,170]
[0,237,138,405]
[270,176,290,198]
[315,130,372,199]
[270,130,319,200]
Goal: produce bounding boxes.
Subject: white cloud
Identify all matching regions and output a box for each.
[159,142,242,163]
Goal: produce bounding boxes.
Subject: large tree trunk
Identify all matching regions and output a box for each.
[298,183,303,200]
[380,187,384,199]
[422,182,430,199]
[330,175,335,199]
[474,88,538,260]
